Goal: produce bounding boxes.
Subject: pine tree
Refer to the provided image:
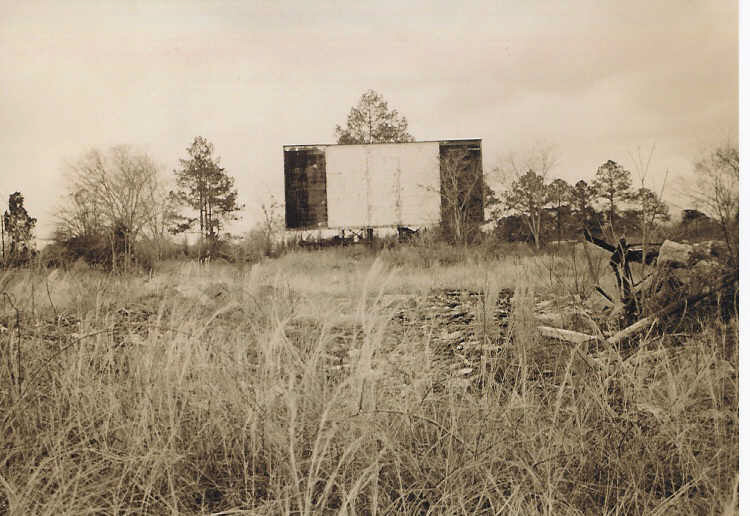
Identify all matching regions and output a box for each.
[547,178,572,244]
[335,90,414,144]
[570,179,596,227]
[592,160,632,227]
[171,137,243,254]
[502,169,548,249]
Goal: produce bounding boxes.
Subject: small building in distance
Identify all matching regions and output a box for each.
[283,139,483,239]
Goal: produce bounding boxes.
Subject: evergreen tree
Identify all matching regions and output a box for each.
[570,179,597,229]
[547,178,572,243]
[171,137,243,255]
[2,192,37,265]
[335,90,414,144]
[592,160,632,228]
[502,169,548,249]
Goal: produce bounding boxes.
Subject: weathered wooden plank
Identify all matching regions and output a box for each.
[606,317,657,345]
[537,326,598,344]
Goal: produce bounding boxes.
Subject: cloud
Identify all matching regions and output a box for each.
[0,0,737,237]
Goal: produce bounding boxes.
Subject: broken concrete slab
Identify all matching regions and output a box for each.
[657,239,729,270]
[657,240,693,268]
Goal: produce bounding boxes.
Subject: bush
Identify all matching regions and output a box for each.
[233,230,268,264]
[45,231,160,272]
[59,233,112,268]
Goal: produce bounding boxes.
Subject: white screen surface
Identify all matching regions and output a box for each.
[325,142,441,227]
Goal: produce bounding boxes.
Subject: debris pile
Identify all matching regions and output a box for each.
[539,232,737,346]
[392,288,513,354]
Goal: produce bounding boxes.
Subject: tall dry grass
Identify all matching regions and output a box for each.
[0,248,738,514]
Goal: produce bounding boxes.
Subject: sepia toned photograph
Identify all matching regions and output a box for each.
[0,1,740,513]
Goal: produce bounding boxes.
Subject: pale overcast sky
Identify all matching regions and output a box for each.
[0,0,738,239]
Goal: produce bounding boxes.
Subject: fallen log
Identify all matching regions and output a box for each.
[606,271,737,345]
[606,317,657,345]
[539,271,736,346]
[538,326,598,344]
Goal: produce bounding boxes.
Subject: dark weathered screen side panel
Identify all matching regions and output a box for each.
[284,148,328,229]
[439,141,484,237]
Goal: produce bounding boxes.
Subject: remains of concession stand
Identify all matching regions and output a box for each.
[283,139,483,238]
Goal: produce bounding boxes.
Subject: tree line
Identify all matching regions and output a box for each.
[492,152,671,249]
[335,90,737,254]
[1,89,737,270]
[46,139,242,270]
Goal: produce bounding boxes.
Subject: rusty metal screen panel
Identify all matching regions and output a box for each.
[326,142,441,228]
[284,146,327,229]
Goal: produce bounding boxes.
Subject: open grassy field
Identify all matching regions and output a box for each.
[0,245,738,514]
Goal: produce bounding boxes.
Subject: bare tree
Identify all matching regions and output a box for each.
[260,194,284,256]
[691,142,739,265]
[625,144,670,246]
[58,146,163,269]
[437,147,485,245]
[56,187,104,241]
[142,176,179,261]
